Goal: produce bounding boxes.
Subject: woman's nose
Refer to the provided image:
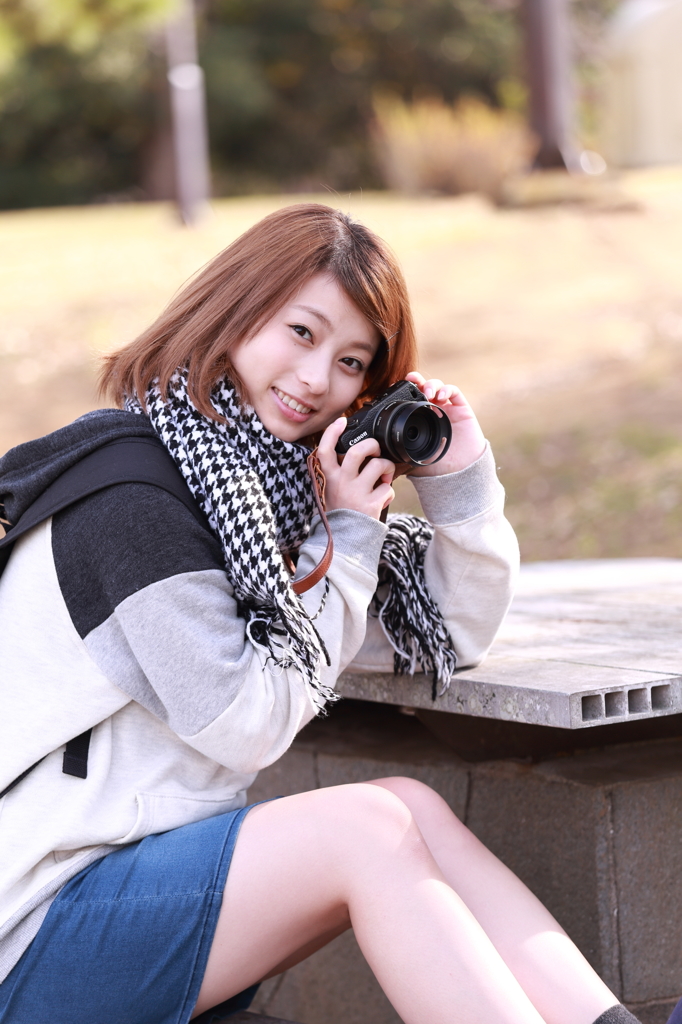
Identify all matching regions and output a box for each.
[297,351,332,395]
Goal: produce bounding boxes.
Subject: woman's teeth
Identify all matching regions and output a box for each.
[274,389,313,414]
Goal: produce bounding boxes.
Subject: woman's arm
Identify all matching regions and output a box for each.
[314,374,519,674]
[51,482,386,776]
[347,443,519,673]
[183,508,387,772]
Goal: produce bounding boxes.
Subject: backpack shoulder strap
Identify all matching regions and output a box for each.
[0,436,208,573]
[0,436,208,797]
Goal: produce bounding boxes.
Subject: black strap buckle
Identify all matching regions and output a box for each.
[62,729,93,779]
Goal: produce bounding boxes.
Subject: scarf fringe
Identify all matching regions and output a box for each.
[245,610,337,710]
[374,513,458,701]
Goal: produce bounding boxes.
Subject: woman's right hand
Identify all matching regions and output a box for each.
[317,418,395,520]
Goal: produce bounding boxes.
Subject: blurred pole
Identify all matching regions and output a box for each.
[522,0,578,170]
[165,0,211,224]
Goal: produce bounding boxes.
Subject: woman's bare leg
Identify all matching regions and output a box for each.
[370,776,618,1024]
[193,783,549,1023]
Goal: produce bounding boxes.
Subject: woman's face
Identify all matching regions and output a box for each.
[230,272,381,442]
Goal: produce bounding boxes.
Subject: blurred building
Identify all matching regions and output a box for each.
[603,0,682,166]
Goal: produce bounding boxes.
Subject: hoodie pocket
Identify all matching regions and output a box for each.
[115,789,246,845]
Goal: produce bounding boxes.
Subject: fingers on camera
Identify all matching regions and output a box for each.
[382,487,396,510]
[342,437,381,473]
[359,457,394,486]
[318,417,346,453]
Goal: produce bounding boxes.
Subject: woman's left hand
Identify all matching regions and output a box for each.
[405,371,486,476]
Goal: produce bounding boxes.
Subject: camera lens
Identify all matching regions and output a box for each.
[375,401,452,465]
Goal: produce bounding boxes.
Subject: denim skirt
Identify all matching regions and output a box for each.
[0,804,262,1024]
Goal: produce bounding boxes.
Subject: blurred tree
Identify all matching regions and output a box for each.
[0,36,160,207]
[0,0,174,207]
[202,0,521,192]
[0,0,173,66]
[0,0,521,208]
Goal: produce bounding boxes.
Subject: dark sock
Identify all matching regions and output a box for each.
[593,1006,642,1024]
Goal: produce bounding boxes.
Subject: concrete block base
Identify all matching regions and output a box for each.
[247,700,682,1024]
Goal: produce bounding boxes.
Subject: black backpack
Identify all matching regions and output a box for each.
[0,436,207,799]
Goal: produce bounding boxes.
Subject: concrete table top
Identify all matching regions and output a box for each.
[338,558,682,729]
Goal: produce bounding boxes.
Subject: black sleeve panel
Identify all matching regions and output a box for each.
[52,483,226,639]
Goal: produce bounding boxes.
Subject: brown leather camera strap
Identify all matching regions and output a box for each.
[291,450,334,595]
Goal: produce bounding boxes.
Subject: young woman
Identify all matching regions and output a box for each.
[0,204,640,1024]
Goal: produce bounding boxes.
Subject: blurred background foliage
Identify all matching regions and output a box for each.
[202,0,521,195]
[372,94,537,202]
[0,0,169,61]
[0,0,171,207]
[0,0,623,210]
[1,0,523,208]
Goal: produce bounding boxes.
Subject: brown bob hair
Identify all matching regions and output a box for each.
[99,203,417,420]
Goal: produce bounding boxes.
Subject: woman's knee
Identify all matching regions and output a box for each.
[227,783,427,908]
[368,776,472,839]
[247,782,438,895]
[312,781,428,861]
[369,775,453,815]
[329,781,415,832]
[370,775,442,805]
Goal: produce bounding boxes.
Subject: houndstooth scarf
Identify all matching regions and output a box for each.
[127,372,456,705]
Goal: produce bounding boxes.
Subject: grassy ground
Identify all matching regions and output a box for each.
[2,170,682,561]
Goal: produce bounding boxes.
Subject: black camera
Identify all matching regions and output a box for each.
[335,380,452,466]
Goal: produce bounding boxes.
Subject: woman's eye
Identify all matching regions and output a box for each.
[341,356,364,372]
[291,324,312,341]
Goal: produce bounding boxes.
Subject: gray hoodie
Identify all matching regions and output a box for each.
[0,411,519,982]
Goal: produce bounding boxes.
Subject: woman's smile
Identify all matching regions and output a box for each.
[271,387,317,420]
